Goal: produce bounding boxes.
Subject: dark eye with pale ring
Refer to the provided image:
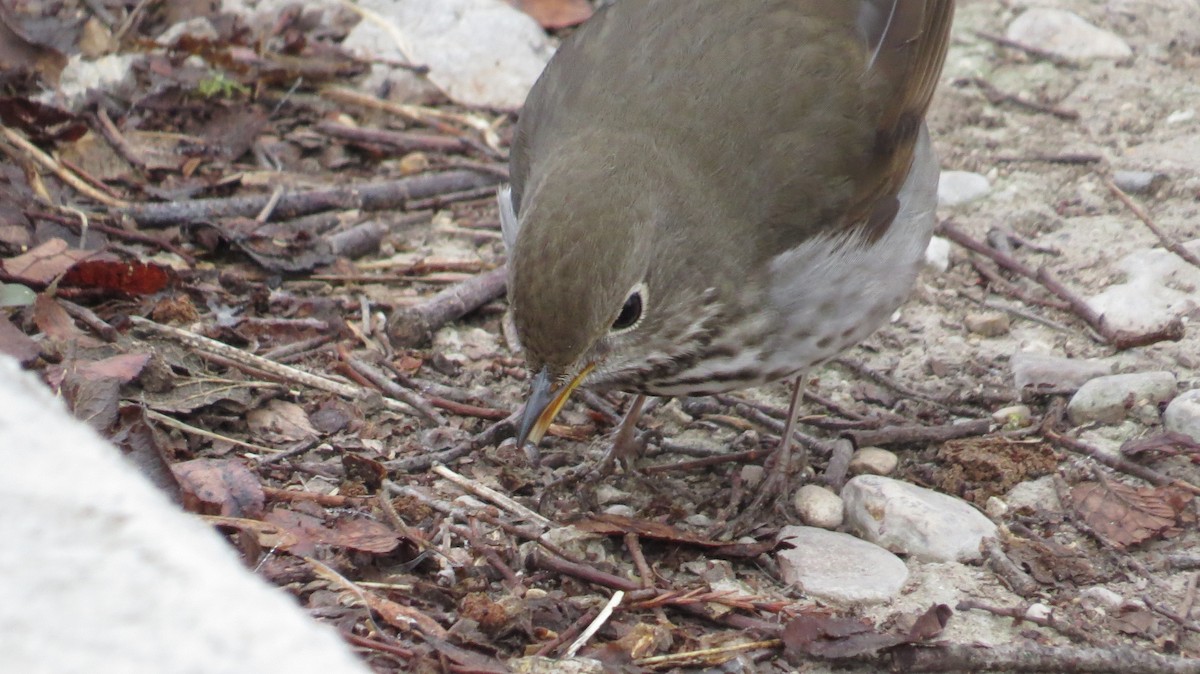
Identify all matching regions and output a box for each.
[611,291,643,331]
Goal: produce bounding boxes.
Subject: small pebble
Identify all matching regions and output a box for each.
[938,170,991,207]
[1112,170,1167,195]
[685,513,713,528]
[965,311,1011,337]
[593,484,630,506]
[924,236,951,272]
[992,404,1033,428]
[1163,389,1200,442]
[1026,603,1053,621]
[848,447,899,476]
[776,526,908,604]
[740,464,765,489]
[601,504,635,517]
[793,485,845,530]
[985,496,1009,519]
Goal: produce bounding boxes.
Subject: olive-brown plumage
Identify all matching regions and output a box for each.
[501,0,954,517]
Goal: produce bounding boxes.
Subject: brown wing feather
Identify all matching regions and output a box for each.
[848,0,955,243]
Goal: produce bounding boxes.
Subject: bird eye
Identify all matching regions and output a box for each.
[611,288,644,332]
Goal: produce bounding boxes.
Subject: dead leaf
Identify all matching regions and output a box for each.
[0,10,67,85]
[204,515,300,550]
[781,604,950,662]
[1,238,92,286]
[507,0,593,29]
[1121,432,1200,461]
[247,398,319,442]
[0,314,38,364]
[1071,480,1193,549]
[60,371,120,430]
[174,458,266,518]
[32,294,103,348]
[77,353,151,382]
[570,514,775,558]
[265,508,400,555]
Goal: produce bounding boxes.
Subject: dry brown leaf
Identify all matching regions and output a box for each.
[246,398,319,442]
[1,239,91,285]
[265,508,401,556]
[32,294,102,348]
[507,0,593,29]
[0,314,38,364]
[174,458,266,518]
[1070,480,1193,549]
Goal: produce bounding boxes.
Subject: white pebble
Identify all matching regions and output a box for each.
[793,485,845,530]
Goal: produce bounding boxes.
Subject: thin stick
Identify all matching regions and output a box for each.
[431,463,553,528]
[1103,176,1200,269]
[564,591,624,658]
[0,126,130,208]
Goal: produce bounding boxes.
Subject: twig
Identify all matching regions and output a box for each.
[314,120,468,154]
[964,77,1080,120]
[144,409,282,455]
[533,608,599,657]
[57,298,119,341]
[636,640,781,670]
[1044,428,1200,495]
[345,356,446,425]
[939,219,1186,349]
[387,267,507,347]
[129,316,425,418]
[625,533,656,589]
[384,414,516,472]
[431,463,553,528]
[91,107,147,172]
[341,631,415,660]
[0,125,130,208]
[974,29,1078,68]
[121,171,503,227]
[262,485,369,508]
[846,419,992,448]
[993,153,1104,165]
[564,590,624,658]
[642,449,770,475]
[957,599,1096,643]
[1103,176,1200,269]
[982,537,1041,598]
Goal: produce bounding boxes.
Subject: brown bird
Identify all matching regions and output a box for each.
[500,0,954,520]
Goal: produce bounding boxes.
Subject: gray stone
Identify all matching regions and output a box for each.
[843,475,998,563]
[1006,9,1132,62]
[938,170,991,207]
[776,526,908,604]
[1005,476,1061,512]
[1067,371,1177,425]
[1011,352,1113,395]
[793,485,845,529]
[1164,389,1200,442]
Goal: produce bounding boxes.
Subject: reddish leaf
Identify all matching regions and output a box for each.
[77,353,151,382]
[265,508,401,556]
[61,259,172,295]
[174,458,266,519]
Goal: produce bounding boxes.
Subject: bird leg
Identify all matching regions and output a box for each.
[598,393,647,474]
[728,375,808,534]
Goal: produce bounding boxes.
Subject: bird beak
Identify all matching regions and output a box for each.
[516,363,595,451]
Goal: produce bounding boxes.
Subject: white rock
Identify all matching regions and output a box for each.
[345,0,554,110]
[985,496,1009,519]
[1112,170,1166,195]
[1011,352,1112,395]
[1026,603,1053,621]
[842,475,998,563]
[965,311,1011,337]
[1067,371,1178,425]
[793,485,845,529]
[1164,389,1200,442]
[1087,240,1200,334]
[924,235,952,272]
[1005,9,1133,62]
[847,447,899,476]
[47,54,139,111]
[1079,586,1124,610]
[938,170,991,207]
[0,357,370,674]
[776,526,908,604]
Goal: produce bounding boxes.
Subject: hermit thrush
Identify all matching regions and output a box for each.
[500,0,954,516]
